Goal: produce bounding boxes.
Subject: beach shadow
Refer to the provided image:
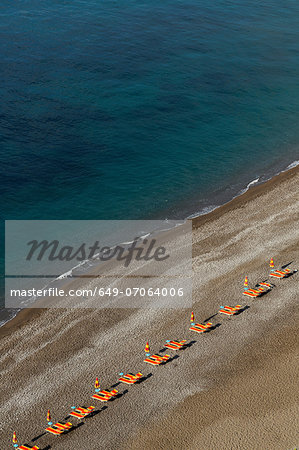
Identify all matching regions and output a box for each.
[204,314,218,322]
[136,372,153,384]
[206,323,221,332]
[31,432,47,442]
[281,261,293,268]
[41,447,51,450]
[165,354,179,365]
[58,421,84,435]
[113,389,129,400]
[185,340,196,348]
[236,305,250,314]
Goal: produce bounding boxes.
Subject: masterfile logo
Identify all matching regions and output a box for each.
[5,220,192,309]
[25,237,170,267]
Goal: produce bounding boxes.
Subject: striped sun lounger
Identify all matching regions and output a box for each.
[219,305,243,315]
[243,280,274,297]
[69,406,95,418]
[18,446,40,450]
[243,286,267,297]
[189,322,213,333]
[92,389,118,402]
[119,372,143,384]
[144,354,170,365]
[270,268,291,278]
[164,340,187,350]
[46,421,73,435]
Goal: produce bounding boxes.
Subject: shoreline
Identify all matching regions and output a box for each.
[1,163,299,335]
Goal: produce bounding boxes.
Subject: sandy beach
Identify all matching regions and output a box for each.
[0,166,298,450]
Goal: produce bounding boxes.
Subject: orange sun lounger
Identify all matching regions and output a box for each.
[189,322,212,333]
[164,340,187,350]
[119,372,143,384]
[270,268,291,278]
[18,446,40,450]
[144,354,170,365]
[46,421,73,435]
[243,284,270,297]
[243,279,274,296]
[219,305,243,315]
[69,406,95,418]
[92,389,118,402]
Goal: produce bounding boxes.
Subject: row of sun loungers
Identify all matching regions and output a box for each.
[13,261,296,449]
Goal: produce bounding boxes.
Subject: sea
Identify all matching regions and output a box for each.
[1,0,299,324]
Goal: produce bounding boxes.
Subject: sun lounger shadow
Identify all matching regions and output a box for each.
[185,340,196,348]
[235,305,249,314]
[257,290,269,297]
[135,372,153,384]
[115,389,129,400]
[206,323,221,332]
[63,421,84,435]
[141,372,153,384]
[166,354,179,364]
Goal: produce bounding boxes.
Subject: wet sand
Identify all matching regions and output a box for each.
[0,166,298,450]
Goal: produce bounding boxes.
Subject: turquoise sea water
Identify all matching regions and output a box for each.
[1,1,299,316]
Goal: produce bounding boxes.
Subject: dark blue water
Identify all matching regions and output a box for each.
[1,1,299,316]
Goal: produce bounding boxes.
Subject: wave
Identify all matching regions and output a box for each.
[286,160,299,170]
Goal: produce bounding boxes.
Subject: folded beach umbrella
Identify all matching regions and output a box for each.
[191,311,194,323]
[244,276,248,287]
[47,409,52,425]
[13,431,18,446]
[145,341,150,355]
[95,377,100,391]
[270,257,274,269]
